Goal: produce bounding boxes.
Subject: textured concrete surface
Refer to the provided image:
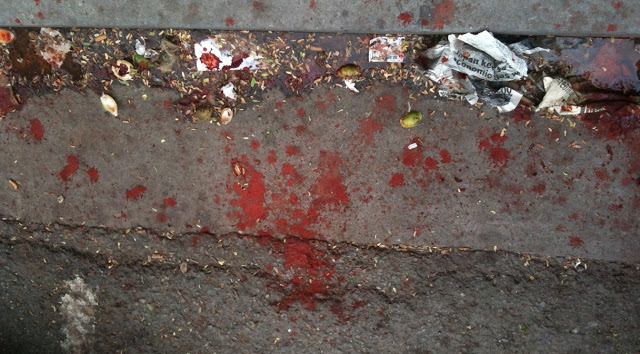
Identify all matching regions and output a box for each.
[1,221,639,353]
[1,82,639,262]
[0,0,638,37]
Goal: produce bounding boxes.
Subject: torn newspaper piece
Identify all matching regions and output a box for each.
[423,31,541,112]
[369,36,405,63]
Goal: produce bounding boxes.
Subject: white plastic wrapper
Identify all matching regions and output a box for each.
[195,38,263,72]
[369,36,405,63]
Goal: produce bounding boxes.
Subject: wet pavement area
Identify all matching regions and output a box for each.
[1,27,640,352]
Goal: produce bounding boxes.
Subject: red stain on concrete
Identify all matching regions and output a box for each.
[14,19,21,25]
[36,11,44,19]
[28,119,44,141]
[163,197,177,207]
[297,108,305,118]
[424,157,439,171]
[282,163,306,186]
[607,24,618,32]
[397,12,412,26]
[373,94,397,115]
[569,236,584,248]
[614,2,622,8]
[86,167,99,183]
[58,156,79,182]
[126,185,147,200]
[225,17,235,26]
[314,101,327,113]
[511,105,532,124]
[439,149,451,163]
[274,238,336,311]
[229,156,267,230]
[422,0,456,29]
[531,182,546,194]
[402,141,423,167]
[308,152,351,224]
[286,145,301,156]
[268,150,277,164]
[310,0,316,9]
[478,132,511,170]
[357,117,383,146]
[389,173,404,187]
[594,168,611,181]
[251,140,260,151]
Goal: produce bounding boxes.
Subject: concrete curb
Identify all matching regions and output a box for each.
[0,0,637,37]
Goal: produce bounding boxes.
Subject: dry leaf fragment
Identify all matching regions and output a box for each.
[100,93,118,116]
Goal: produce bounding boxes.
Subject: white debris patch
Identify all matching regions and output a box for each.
[38,28,71,69]
[369,36,405,63]
[195,37,264,72]
[59,276,98,353]
[221,82,237,100]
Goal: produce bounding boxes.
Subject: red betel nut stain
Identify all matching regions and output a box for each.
[126,185,147,200]
[397,12,412,26]
[86,167,99,183]
[28,119,44,141]
[389,173,404,187]
[58,156,79,181]
[163,197,177,207]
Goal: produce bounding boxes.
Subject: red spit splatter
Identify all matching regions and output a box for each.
[308,152,351,225]
[397,12,412,26]
[402,140,424,167]
[314,101,327,113]
[421,0,455,29]
[225,17,235,26]
[229,156,267,230]
[126,185,147,200]
[58,156,79,182]
[37,12,44,19]
[275,238,336,311]
[268,150,277,164]
[511,105,532,124]
[28,119,44,141]
[310,0,316,8]
[282,163,306,187]
[389,173,404,187]
[86,167,99,183]
[286,145,301,156]
[478,132,511,170]
[607,24,618,32]
[297,108,305,118]
[373,94,397,115]
[251,140,260,151]
[439,149,451,163]
[357,117,383,146]
[15,18,21,24]
[424,157,438,171]
[200,52,220,70]
[569,236,584,248]
[163,197,177,207]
